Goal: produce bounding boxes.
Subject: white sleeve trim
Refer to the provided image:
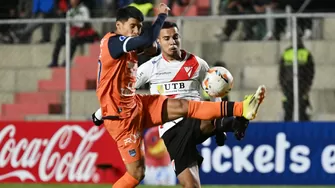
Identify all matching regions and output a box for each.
[123,37,133,52]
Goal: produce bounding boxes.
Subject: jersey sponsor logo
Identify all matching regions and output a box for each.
[119,36,126,41]
[184,66,193,77]
[124,132,141,145]
[155,82,186,95]
[128,149,136,157]
[171,54,199,81]
[155,72,172,76]
[156,85,165,94]
[150,80,199,95]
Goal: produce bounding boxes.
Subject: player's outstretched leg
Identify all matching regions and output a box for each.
[162,85,266,123]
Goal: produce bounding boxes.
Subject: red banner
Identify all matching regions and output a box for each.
[0,122,126,183]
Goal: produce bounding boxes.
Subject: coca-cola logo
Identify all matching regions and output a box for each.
[0,124,105,182]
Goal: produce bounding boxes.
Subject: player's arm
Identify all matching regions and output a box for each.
[108,13,167,59]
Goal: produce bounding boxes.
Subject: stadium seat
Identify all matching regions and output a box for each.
[196,0,210,9]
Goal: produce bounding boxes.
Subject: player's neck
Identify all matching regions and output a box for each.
[164,50,183,62]
[114,31,121,35]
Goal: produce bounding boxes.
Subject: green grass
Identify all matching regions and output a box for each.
[0,184,334,188]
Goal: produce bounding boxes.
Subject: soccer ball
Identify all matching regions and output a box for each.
[202,66,234,98]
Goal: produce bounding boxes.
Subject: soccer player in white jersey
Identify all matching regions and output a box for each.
[92,21,251,187]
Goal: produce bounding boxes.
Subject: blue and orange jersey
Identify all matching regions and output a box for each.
[96,32,139,118]
[95,13,167,118]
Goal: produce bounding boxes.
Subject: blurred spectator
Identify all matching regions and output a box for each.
[168,0,189,16]
[48,0,99,68]
[105,0,118,17]
[119,0,133,8]
[57,0,70,17]
[55,0,70,34]
[307,0,335,12]
[18,0,33,18]
[267,0,287,40]
[279,38,314,121]
[269,0,318,40]
[0,1,19,43]
[215,0,271,41]
[245,0,271,40]
[129,0,154,17]
[101,0,118,34]
[12,0,56,43]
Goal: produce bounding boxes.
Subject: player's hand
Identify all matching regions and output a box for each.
[232,117,249,141]
[158,3,170,15]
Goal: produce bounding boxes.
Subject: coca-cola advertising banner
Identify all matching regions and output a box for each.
[0,122,126,184]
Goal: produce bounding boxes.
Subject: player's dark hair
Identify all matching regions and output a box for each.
[162,21,178,30]
[116,6,144,22]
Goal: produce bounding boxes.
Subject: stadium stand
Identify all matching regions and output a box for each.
[160,0,210,16]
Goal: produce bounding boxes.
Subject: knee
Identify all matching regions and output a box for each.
[128,165,145,181]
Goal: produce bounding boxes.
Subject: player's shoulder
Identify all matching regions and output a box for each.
[190,53,209,68]
[144,54,163,66]
[151,54,163,64]
[195,55,208,65]
[105,32,127,42]
[183,50,208,65]
[104,33,130,52]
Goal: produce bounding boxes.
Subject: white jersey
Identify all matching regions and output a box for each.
[136,50,215,137]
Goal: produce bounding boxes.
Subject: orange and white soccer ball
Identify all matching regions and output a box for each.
[202,66,234,98]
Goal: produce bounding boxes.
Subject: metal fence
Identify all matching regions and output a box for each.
[0,12,333,122]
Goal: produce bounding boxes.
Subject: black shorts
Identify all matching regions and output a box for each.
[161,118,204,176]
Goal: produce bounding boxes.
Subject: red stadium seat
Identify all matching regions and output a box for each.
[196,0,210,9]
